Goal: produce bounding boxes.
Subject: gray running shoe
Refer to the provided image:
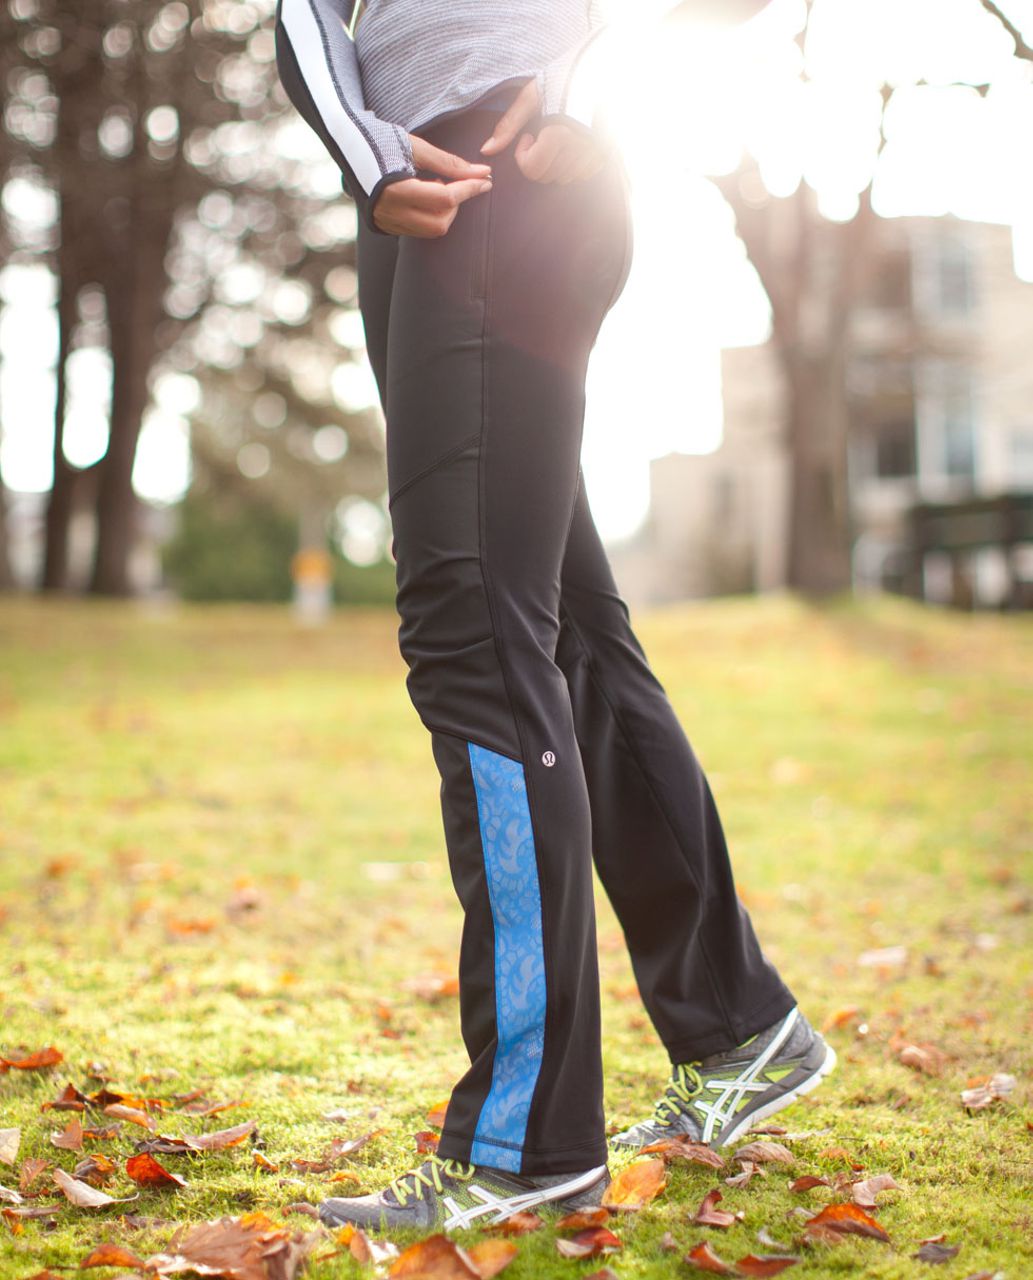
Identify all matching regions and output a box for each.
[318,1152,610,1232]
[611,1005,836,1151]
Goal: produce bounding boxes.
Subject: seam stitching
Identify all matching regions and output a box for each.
[388,431,481,509]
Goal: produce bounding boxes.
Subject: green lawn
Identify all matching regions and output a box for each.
[0,592,1029,1279]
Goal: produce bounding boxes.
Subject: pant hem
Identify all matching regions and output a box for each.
[437,1130,609,1176]
[662,989,798,1063]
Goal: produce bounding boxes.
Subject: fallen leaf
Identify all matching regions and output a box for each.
[466,1239,518,1278]
[19,1271,64,1279]
[685,1240,737,1273]
[0,1046,63,1072]
[401,973,460,1001]
[148,1119,258,1152]
[600,1158,666,1210]
[253,1153,279,1172]
[960,1073,1016,1110]
[857,945,907,968]
[487,1212,542,1236]
[0,1183,21,1205]
[898,1043,949,1076]
[145,1211,319,1280]
[321,1109,351,1123]
[102,1104,155,1130]
[756,1228,793,1253]
[388,1232,479,1278]
[850,1173,900,1207]
[0,1130,19,1166]
[725,1161,766,1188]
[821,1006,861,1032]
[640,1137,725,1169]
[914,1241,961,1263]
[736,1255,800,1276]
[427,1100,450,1128]
[582,1270,620,1280]
[556,1227,622,1258]
[41,1083,91,1112]
[733,1142,794,1166]
[694,1188,741,1228]
[788,1175,830,1192]
[52,1168,138,1209]
[415,1131,440,1154]
[125,1153,187,1189]
[73,1154,117,1186]
[660,1231,678,1251]
[20,1157,50,1192]
[79,1243,147,1269]
[51,1118,84,1151]
[555,1207,610,1231]
[81,1123,122,1142]
[804,1202,889,1242]
[2,1207,23,1235]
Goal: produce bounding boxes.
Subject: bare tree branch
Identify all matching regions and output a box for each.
[979,0,1033,62]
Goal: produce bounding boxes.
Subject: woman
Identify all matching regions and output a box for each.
[273,0,836,1232]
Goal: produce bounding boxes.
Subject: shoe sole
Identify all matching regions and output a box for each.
[711,1039,838,1149]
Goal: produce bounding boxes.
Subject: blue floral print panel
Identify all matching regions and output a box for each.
[466,742,547,1172]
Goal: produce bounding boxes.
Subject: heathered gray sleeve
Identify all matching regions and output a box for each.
[274,0,416,233]
[535,0,608,130]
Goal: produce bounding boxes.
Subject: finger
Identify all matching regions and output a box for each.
[410,136,492,181]
[515,129,564,183]
[480,79,540,155]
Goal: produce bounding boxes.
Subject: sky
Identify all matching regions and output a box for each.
[1,0,1031,546]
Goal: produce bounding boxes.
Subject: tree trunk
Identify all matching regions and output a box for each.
[41,245,79,591]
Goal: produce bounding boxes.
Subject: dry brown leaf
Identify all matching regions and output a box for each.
[0,1183,21,1205]
[82,1123,122,1142]
[253,1153,279,1173]
[79,1242,148,1269]
[427,1100,450,1129]
[145,1211,319,1280]
[788,1175,831,1192]
[821,1006,861,1032]
[401,974,460,1001]
[388,1232,479,1278]
[179,1098,246,1118]
[582,1270,620,1280]
[756,1228,794,1253]
[51,1118,84,1151]
[466,1239,518,1279]
[734,1142,794,1166]
[725,1161,766,1189]
[640,1137,726,1169]
[555,1227,622,1259]
[0,1129,20,1166]
[960,1073,1015,1110]
[850,1173,900,1207]
[125,1153,187,1189]
[898,1043,948,1076]
[102,1104,155,1130]
[73,1154,117,1186]
[600,1158,666,1210]
[913,1241,961,1263]
[52,1167,138,1210]
[555,1206,610,1231]
[150,1119,258,1152]
[415,1131,440,1154]
[685,1240,737,1273]
[0,1046,63,1072]
[736,1255,800,1276]
[804,1202,889,1242]
[20,1156,51,1192]
[660,1231,679,1252]
[486,1212,542,1236]
[41,1083,91,1112]
[694,1188,741,1228]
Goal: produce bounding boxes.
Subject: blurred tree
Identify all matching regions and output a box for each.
[707,0,1030,594]
[1,0,382,596]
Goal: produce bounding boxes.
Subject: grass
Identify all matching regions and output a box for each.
[0,591,1029,1279]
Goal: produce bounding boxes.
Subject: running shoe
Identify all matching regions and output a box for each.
[318,1153,610,1231]
[611,1005,836,1151]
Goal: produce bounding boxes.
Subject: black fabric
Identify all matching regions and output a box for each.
[355,104,796,1175]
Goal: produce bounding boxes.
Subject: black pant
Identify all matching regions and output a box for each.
[355,103,796,1176]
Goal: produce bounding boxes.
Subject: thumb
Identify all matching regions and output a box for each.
[480,79,540,155]
[410,136,492,181]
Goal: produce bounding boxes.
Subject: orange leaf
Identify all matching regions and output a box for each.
[805,1202,889,1242]
[487,1212,543,1236]
[555,1206,611,1231]
[600,1159,666,1210]
[788,1175,831,1192]
[144,1212,318,1279]
[685,1240,737,1273]
[693,1188,740,1228]
[73,1154,116,1186]
[736,1254,800,1276]
[0,1046,63,1072]
[427,1100,450,1129]
[388,1232,479,1278]
[415,1131,440,1154]
[555,1228,622,1259]
[79,1242,147,1269]
[821,1006,861,1032]
[41,1082,90,1112]
[466,1239,518,1278]
[253,1152,279,1172]
[125,1153,187,1189]
[102,1104,154,1130]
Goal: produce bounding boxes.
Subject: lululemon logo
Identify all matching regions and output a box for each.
[542,751,556,767]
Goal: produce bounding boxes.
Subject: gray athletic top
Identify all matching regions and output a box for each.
[273,0,605,231]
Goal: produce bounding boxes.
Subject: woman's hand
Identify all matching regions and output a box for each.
[480,78,608,184]
[372,137,493,237]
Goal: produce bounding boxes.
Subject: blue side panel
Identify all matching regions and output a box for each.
[466,742,547,1172]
